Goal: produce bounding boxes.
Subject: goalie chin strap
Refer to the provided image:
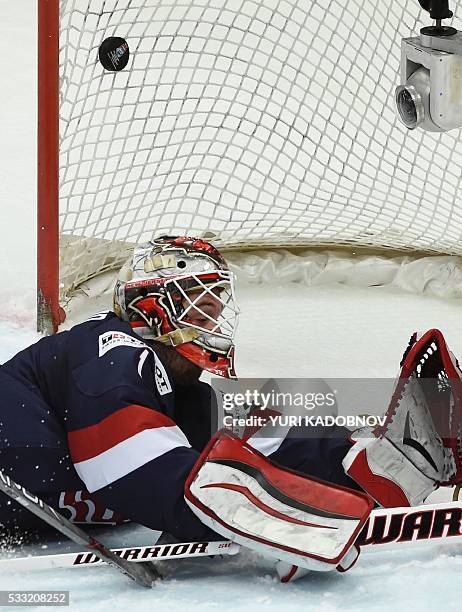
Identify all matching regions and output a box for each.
[344,328,462,509]
[154,327,200,347]
[185,429,373,573]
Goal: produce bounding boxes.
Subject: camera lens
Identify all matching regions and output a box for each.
[396,89,417,126]
[395,85,424,130]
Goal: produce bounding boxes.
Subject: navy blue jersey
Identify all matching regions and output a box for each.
[0,311,356,538]
[0,311,215,539]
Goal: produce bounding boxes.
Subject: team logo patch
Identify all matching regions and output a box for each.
[98,331,147,357]
[154,353,172,396]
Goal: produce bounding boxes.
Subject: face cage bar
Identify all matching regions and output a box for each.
[166,271,239,344]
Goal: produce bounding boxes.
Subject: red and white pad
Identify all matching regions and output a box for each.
[344,329,462,508]
[185,430,373,572]
[276,544,360,582]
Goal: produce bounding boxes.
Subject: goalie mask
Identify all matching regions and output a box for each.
[113,236,238,378]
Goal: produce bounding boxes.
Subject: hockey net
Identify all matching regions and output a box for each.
[38,0,462,327]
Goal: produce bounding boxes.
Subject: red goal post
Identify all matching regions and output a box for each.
[37,0,60,333]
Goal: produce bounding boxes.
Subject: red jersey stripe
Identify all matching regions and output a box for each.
[68,404,175,463]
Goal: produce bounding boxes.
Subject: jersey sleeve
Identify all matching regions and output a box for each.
[64,342,216,540]
[265,428,360,489]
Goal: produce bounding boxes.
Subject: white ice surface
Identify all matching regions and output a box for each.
[1,281,462,611]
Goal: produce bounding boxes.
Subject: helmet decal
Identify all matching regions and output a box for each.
[113,236,239,378]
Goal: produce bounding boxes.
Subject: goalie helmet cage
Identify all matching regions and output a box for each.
[37,0,462,333]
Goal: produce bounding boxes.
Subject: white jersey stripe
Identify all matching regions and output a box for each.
[247,436,286,456]
[74,425,191,492]
[137,349,150,378]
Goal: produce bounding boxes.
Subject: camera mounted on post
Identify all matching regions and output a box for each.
[418,1,455,35]
[395,0,462,132]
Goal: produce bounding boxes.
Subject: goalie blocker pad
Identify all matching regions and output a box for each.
[185,430,373,572]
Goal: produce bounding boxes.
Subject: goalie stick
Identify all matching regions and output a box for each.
[358,498,462,553]
[1,498,461,572]
[0,539,240,571]
[0,470,159,587]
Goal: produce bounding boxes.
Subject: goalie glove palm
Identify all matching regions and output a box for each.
[344,329,462,507]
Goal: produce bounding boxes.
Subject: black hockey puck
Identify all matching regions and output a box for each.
[98,36,129,71]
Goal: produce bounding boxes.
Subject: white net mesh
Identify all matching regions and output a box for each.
[59,0,462,296]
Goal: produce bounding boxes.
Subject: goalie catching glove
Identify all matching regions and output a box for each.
[185,429,373,572]
[343,329,462,507]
